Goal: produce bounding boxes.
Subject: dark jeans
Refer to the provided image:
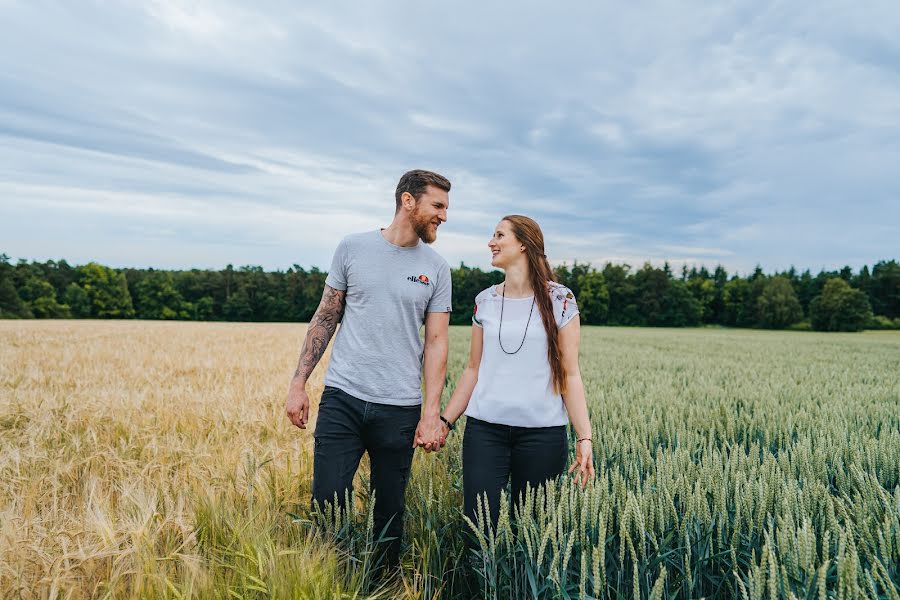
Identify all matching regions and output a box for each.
[312,386,420,568]
[462,416,567,530]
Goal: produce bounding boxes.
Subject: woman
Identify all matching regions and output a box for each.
[438,215,594,529]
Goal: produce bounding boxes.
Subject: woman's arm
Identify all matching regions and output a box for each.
[438,324,484,442]
[559,315,595,487]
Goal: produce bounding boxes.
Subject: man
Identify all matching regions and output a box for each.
[286,169,452,569]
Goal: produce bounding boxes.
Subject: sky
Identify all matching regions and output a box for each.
[1,0,898,275]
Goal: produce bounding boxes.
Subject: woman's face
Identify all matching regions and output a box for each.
[488,220,522,269]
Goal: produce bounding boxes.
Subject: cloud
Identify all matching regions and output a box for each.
[1,0,898,277]
[408,113,489,138]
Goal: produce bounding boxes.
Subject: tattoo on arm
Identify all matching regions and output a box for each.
[293,286,346,381]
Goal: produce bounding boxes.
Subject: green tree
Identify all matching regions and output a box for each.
[19,277,71,318]
[0,254,30,318]
[854,265,871,300]
[175,269,227,320]
[661,280,702,326]
[76,262,135,318]
[134,271,191,320]
[633,263,669,326]
[795,269,816,317]
[756,276,803,329]
[194,296,215,320]
[37,259,77,299]
[285,266,328,323]
[601,263,639,325]
[809,278,873,332]
[229,265,283,322]
[0,277,28,318]
[710,265,729,324]
[222,288,253,321]
[63,283,92,318]
[687,276,716,323]
[869,260,900,319]
[575,270,609,325]
[553,261,591,299]
[723,278,753,327]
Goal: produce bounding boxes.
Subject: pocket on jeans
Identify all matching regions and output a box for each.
[313,390,342,438]
[388,407,419,448]
[318,386,337,409]
[399,411,418,439]
[320,386,350,412]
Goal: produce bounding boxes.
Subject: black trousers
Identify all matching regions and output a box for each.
[312,386,420,568]
[462,416,567,530]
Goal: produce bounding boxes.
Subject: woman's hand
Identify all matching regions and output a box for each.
[438,419,450,447]
[568,439,595,488]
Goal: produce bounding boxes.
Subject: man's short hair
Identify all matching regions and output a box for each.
[395,170,451,212]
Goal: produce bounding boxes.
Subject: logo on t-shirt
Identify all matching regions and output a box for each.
[407,274,431,286]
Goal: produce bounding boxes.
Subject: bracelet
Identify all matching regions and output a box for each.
[440,415,455,431]
[577,437,592,443]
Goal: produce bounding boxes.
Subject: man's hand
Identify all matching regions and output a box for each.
[286,378,310,429]
[413,414,445,452]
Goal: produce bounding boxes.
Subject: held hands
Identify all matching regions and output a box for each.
[413,414,447,453]
[568,439,595,488]
[285,378,310,429]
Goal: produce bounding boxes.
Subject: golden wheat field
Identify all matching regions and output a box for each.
[1,321,899,599]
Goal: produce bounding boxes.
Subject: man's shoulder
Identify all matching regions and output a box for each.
[340,230,379,247]
[332,231,381,260]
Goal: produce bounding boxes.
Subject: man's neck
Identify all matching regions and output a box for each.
[381,220,419,247]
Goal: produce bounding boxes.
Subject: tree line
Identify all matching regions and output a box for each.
[1,253,898,332]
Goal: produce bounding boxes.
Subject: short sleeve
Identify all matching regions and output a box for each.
[324,238,349,291]
[471,288,488,327]
[426,261,453,313]
[551,285,579,328]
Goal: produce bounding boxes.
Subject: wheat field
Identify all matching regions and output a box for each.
[1,321,898,599]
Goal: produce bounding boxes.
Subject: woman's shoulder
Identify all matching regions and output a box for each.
[475,285,499,303]
[547,282,579,326]
[547,281,576,302]
[472,285,499,327]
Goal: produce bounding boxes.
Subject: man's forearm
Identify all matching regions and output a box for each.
[293,287,346,383]
[421,339,448,416]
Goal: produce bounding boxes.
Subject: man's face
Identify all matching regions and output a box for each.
[410,185,449,244]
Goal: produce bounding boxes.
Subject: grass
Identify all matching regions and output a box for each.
[1,321,898,598]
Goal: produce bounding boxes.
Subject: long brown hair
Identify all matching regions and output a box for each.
[501,215,567,396]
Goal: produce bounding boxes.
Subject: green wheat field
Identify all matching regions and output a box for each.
[1,321,898,599]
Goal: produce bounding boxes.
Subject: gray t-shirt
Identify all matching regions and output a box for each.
[323,229,452,406]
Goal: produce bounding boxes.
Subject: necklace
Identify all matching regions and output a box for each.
[498,283,535,355]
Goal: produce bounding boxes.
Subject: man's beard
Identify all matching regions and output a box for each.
[412,207,437,243]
